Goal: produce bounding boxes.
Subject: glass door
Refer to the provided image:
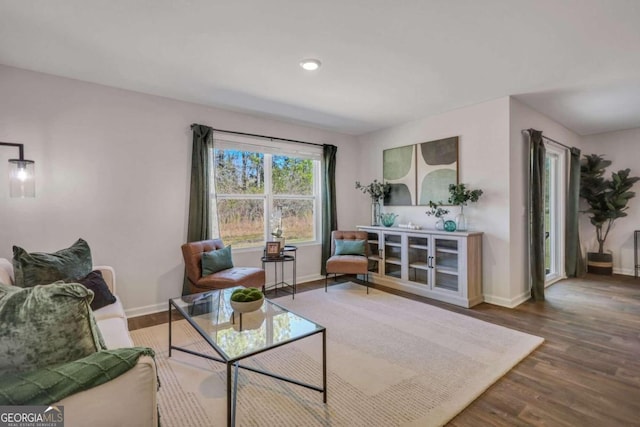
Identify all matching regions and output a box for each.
[408,235,429,285]
[432,236,459,293]
[544,144,566,284]
[383,233,402,279]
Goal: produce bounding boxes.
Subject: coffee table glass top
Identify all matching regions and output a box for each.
[170,287,324,360]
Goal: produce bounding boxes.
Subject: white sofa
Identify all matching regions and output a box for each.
[0,259,158,427]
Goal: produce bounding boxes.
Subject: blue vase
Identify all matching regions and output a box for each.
[444,220,457,232]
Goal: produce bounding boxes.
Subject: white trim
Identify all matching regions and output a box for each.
[125,273,326,319]
[483,291,531,308]
[613,267,635,276]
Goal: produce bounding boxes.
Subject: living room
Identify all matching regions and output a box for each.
[1,1,639,426]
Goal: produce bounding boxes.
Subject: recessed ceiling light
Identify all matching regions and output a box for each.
[300,59,321,71]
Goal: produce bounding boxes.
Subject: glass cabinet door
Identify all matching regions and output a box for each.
[433,237,460,292]
[408,235,429,285]
[383,233,402,279]
[366,232,381,274]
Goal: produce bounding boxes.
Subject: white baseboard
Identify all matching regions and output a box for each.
[125,302,167,318]
[125,273,326,319]
[483,291,531,308]
[613,267,635,276]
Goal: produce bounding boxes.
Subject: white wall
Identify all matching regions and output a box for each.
[581,127,640,275]
[508,98,582,303]
[0,65,360,315]
[356,98,514,304]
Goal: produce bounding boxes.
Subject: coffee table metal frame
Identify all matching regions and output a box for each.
[168,291,327,427]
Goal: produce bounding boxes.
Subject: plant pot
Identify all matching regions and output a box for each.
[586,252,613,275]
[230,296,265,313]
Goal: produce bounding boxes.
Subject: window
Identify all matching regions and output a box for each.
[212,136,321,249]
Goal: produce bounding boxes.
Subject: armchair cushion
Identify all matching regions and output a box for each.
[202,245,234,275]
[182,239,265,293]
[12,238,92,287]
[334,239,366,256]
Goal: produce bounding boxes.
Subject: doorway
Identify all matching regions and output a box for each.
[544,143,566,285]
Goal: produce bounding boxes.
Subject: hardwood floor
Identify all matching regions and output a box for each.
[128,274,640,426]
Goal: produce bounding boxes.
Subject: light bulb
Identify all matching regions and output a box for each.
[300,59,321,71]
[17,168,28,182]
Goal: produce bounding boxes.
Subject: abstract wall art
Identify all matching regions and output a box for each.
[383,136,459,206]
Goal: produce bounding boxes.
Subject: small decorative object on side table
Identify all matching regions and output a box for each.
[266,241,281,258]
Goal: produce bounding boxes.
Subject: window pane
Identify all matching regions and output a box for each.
[217,199,265,248]
[214,149,264,194]
[272,156,313,195]
[275,199,314,243]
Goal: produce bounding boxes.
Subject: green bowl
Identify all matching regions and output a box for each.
[380,213,398,227]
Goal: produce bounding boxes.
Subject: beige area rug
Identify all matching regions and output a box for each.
[131,283,543,426]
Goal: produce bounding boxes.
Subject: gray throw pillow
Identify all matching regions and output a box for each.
[12,238,92,287]
[0,282,105,374]
[202,245,234,276]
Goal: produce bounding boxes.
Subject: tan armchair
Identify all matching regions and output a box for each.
[325,230,370,293]
[182,239,265,294]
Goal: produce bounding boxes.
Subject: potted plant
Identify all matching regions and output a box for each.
[425,200,450,230]
[580,154,639,274]
[447,184,483,231]
[355,179,391,226]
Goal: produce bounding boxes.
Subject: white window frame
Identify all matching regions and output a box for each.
[213,134,322,249]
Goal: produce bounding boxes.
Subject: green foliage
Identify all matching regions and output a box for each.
[230,287,264,302]
[447,184,483,206]
[580,154,640,254]
[355,179,390,199]
[425,200,449,218]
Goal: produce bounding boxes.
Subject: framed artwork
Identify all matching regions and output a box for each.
[383,136,458,206]
[266,241,281,258]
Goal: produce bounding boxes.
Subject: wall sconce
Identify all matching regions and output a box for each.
[1,142,35,198]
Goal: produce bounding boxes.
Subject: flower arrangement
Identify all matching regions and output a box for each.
[355,179,391,200]
[425,201,449,218]
[448,184,483,206]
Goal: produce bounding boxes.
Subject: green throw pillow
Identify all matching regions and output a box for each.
[0,282,105,375]
[202,245,234,276]
[12,238,93,288]
[335,239,366,256]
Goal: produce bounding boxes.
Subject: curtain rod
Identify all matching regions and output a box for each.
[191,124,324,148]
[521,129,572,150]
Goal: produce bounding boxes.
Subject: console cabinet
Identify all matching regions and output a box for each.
[357,226,483,308]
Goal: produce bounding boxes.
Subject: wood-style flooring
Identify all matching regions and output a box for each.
[128,274,640,426]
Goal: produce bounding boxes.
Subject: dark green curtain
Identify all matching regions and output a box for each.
[183,124,214,295]
[321,144,338,275]
[529,129,546,301]
[565,147,585,277]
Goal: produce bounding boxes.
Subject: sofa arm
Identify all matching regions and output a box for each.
[56,356,157,427]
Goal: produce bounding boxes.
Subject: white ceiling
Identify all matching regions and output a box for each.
[1,0,640,136]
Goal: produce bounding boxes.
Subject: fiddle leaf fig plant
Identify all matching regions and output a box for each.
[580,154,639,254]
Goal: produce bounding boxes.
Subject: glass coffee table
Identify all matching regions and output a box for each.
[169,288,327,427]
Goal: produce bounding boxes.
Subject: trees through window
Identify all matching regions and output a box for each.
[213,147,319,248]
